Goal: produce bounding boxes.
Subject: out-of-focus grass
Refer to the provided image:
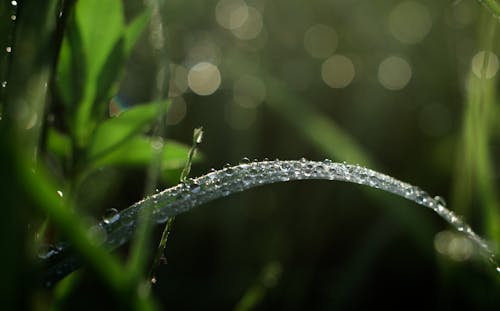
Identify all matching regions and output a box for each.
[2,0,500,310]
[0,0,59,308]
[481,0,500,18]
[452,11,500,247]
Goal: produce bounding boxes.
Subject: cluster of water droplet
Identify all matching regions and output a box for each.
[41,159,500,286]
[0,0,18,94]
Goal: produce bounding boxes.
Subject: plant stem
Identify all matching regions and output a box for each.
[150,127,204,281]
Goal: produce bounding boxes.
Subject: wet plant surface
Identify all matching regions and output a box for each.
[1,0,500,310]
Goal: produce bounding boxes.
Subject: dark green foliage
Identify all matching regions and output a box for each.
[1,0,500,310]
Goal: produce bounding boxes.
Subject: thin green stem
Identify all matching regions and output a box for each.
[150,127,204,281]
[180,127,204,182]
[126,2,170,303]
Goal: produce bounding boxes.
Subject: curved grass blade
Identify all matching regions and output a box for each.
[42,160,500,286]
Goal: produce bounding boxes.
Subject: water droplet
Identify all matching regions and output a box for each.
[368,175,378,186]
[223,163,232,169]
[323,159,333,165]
[496,266,500,274]
[56,190,63,198]
[434,196,447,207]
[1,81,7,88]
[191,180,201,193]
[224,167,234,176]
[11,1,17,7]
[195,135,203,144]
[37,243,57,259]
[239,157,251,164]
[102,208,120,224]
[155,212,169,224]
[5,46,12,53]
[303,163,315,177]
[10,15,16,21]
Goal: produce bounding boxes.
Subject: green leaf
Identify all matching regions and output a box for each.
[93,38,125,118]
[56,0,125,146]
[73,0,125,145]
[90,135,197,171]
[56,3,151,148]
[93,10,150,123]
[124,10,151,55]
[88,100,170,160]
[75,0,124,85]
[56,17,86,111]
[46,128,71,158]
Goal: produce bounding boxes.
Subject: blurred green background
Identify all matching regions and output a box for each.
[131,0,500,309]
[2,0,500,310]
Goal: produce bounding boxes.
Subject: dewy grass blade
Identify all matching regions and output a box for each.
[42,160,500,286]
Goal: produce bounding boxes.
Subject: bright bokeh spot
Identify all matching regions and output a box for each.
[187,62,222,96]
[434,230,474,262]
[215,0,249,30]
[321,55,355,88]
[389,1,432,44]
[233,75,266,108]
[471,51,499,79]
[231,6,263,40]
[303,24,338,59]
[378,56,412,90]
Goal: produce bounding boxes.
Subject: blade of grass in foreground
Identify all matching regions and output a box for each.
[42,160,500,286]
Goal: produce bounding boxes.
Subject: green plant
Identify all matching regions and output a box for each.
[1,0,500,310]
[0,0,191,309]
